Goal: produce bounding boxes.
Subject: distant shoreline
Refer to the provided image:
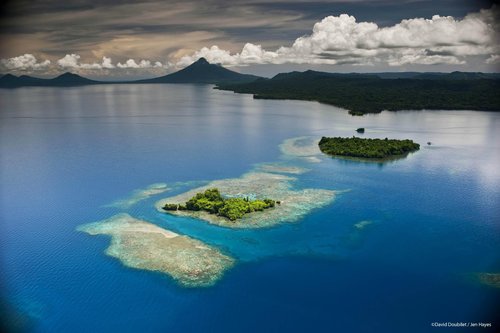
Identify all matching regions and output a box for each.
[216,71,500,116]
[3,59,499,117]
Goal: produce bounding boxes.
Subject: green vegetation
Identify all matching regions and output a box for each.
[318,136,420,159]
[163,188,277,221]
[216,71,500,115]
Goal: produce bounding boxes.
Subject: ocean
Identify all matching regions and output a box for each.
[1,84,499,332]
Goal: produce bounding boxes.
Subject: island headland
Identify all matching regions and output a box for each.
[215,70,500,115]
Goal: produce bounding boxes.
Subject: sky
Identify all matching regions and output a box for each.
[0,0,499,79]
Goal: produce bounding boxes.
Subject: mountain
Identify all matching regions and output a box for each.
[2,66,498,90]
[0,74,22,86]
[48,72,99,86]
[0,72,98,88]
[137,58,260,84]
[1,59,259,88]
[216,69,500,115]
[0,74,45,87]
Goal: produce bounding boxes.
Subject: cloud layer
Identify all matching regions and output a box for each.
[179,7,499,67]
[1,7,499,75]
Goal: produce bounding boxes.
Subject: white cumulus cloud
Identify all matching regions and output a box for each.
[57,54,81,68]
[177,44,281,67]
[2,51,170,75]
[58,54,116,69]
[178,7,499,67]
[117,59,169,68]
[102,56,115,69]
[0,54,51,70]
[56,55,168,70]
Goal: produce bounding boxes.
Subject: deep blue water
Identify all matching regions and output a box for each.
[1,84,499,332]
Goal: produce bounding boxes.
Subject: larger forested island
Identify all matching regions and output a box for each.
[318,136,420,159]
[216,70,500,115]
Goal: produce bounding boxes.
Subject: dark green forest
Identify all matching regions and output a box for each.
[163,188,277,221]
[318,136,420,158]
[216,71,500,115]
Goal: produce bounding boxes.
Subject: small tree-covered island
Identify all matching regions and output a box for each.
[163,188,278,221]
[318,136,420,159]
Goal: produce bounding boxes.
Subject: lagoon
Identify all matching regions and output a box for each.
[1,84,499,332]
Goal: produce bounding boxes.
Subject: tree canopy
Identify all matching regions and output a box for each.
[216,71,500,115]
[318,136,420,159]
[163,188,277,221]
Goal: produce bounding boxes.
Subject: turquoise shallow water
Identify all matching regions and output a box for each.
[1,84,499,332]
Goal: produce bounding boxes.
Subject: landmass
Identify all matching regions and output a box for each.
[156,171,335,228]
[163,188,278,221]
[0,58,259,88]
[136,57,259,84]
[3,58,500,118]
[216,70,500,115]
[0,72,99,87]
[318,136,420,159]
[77,213,234,287]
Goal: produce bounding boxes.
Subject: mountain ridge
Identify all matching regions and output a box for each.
[1,59,499,89]
[0,58,260,88]
[0,72,98,87]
